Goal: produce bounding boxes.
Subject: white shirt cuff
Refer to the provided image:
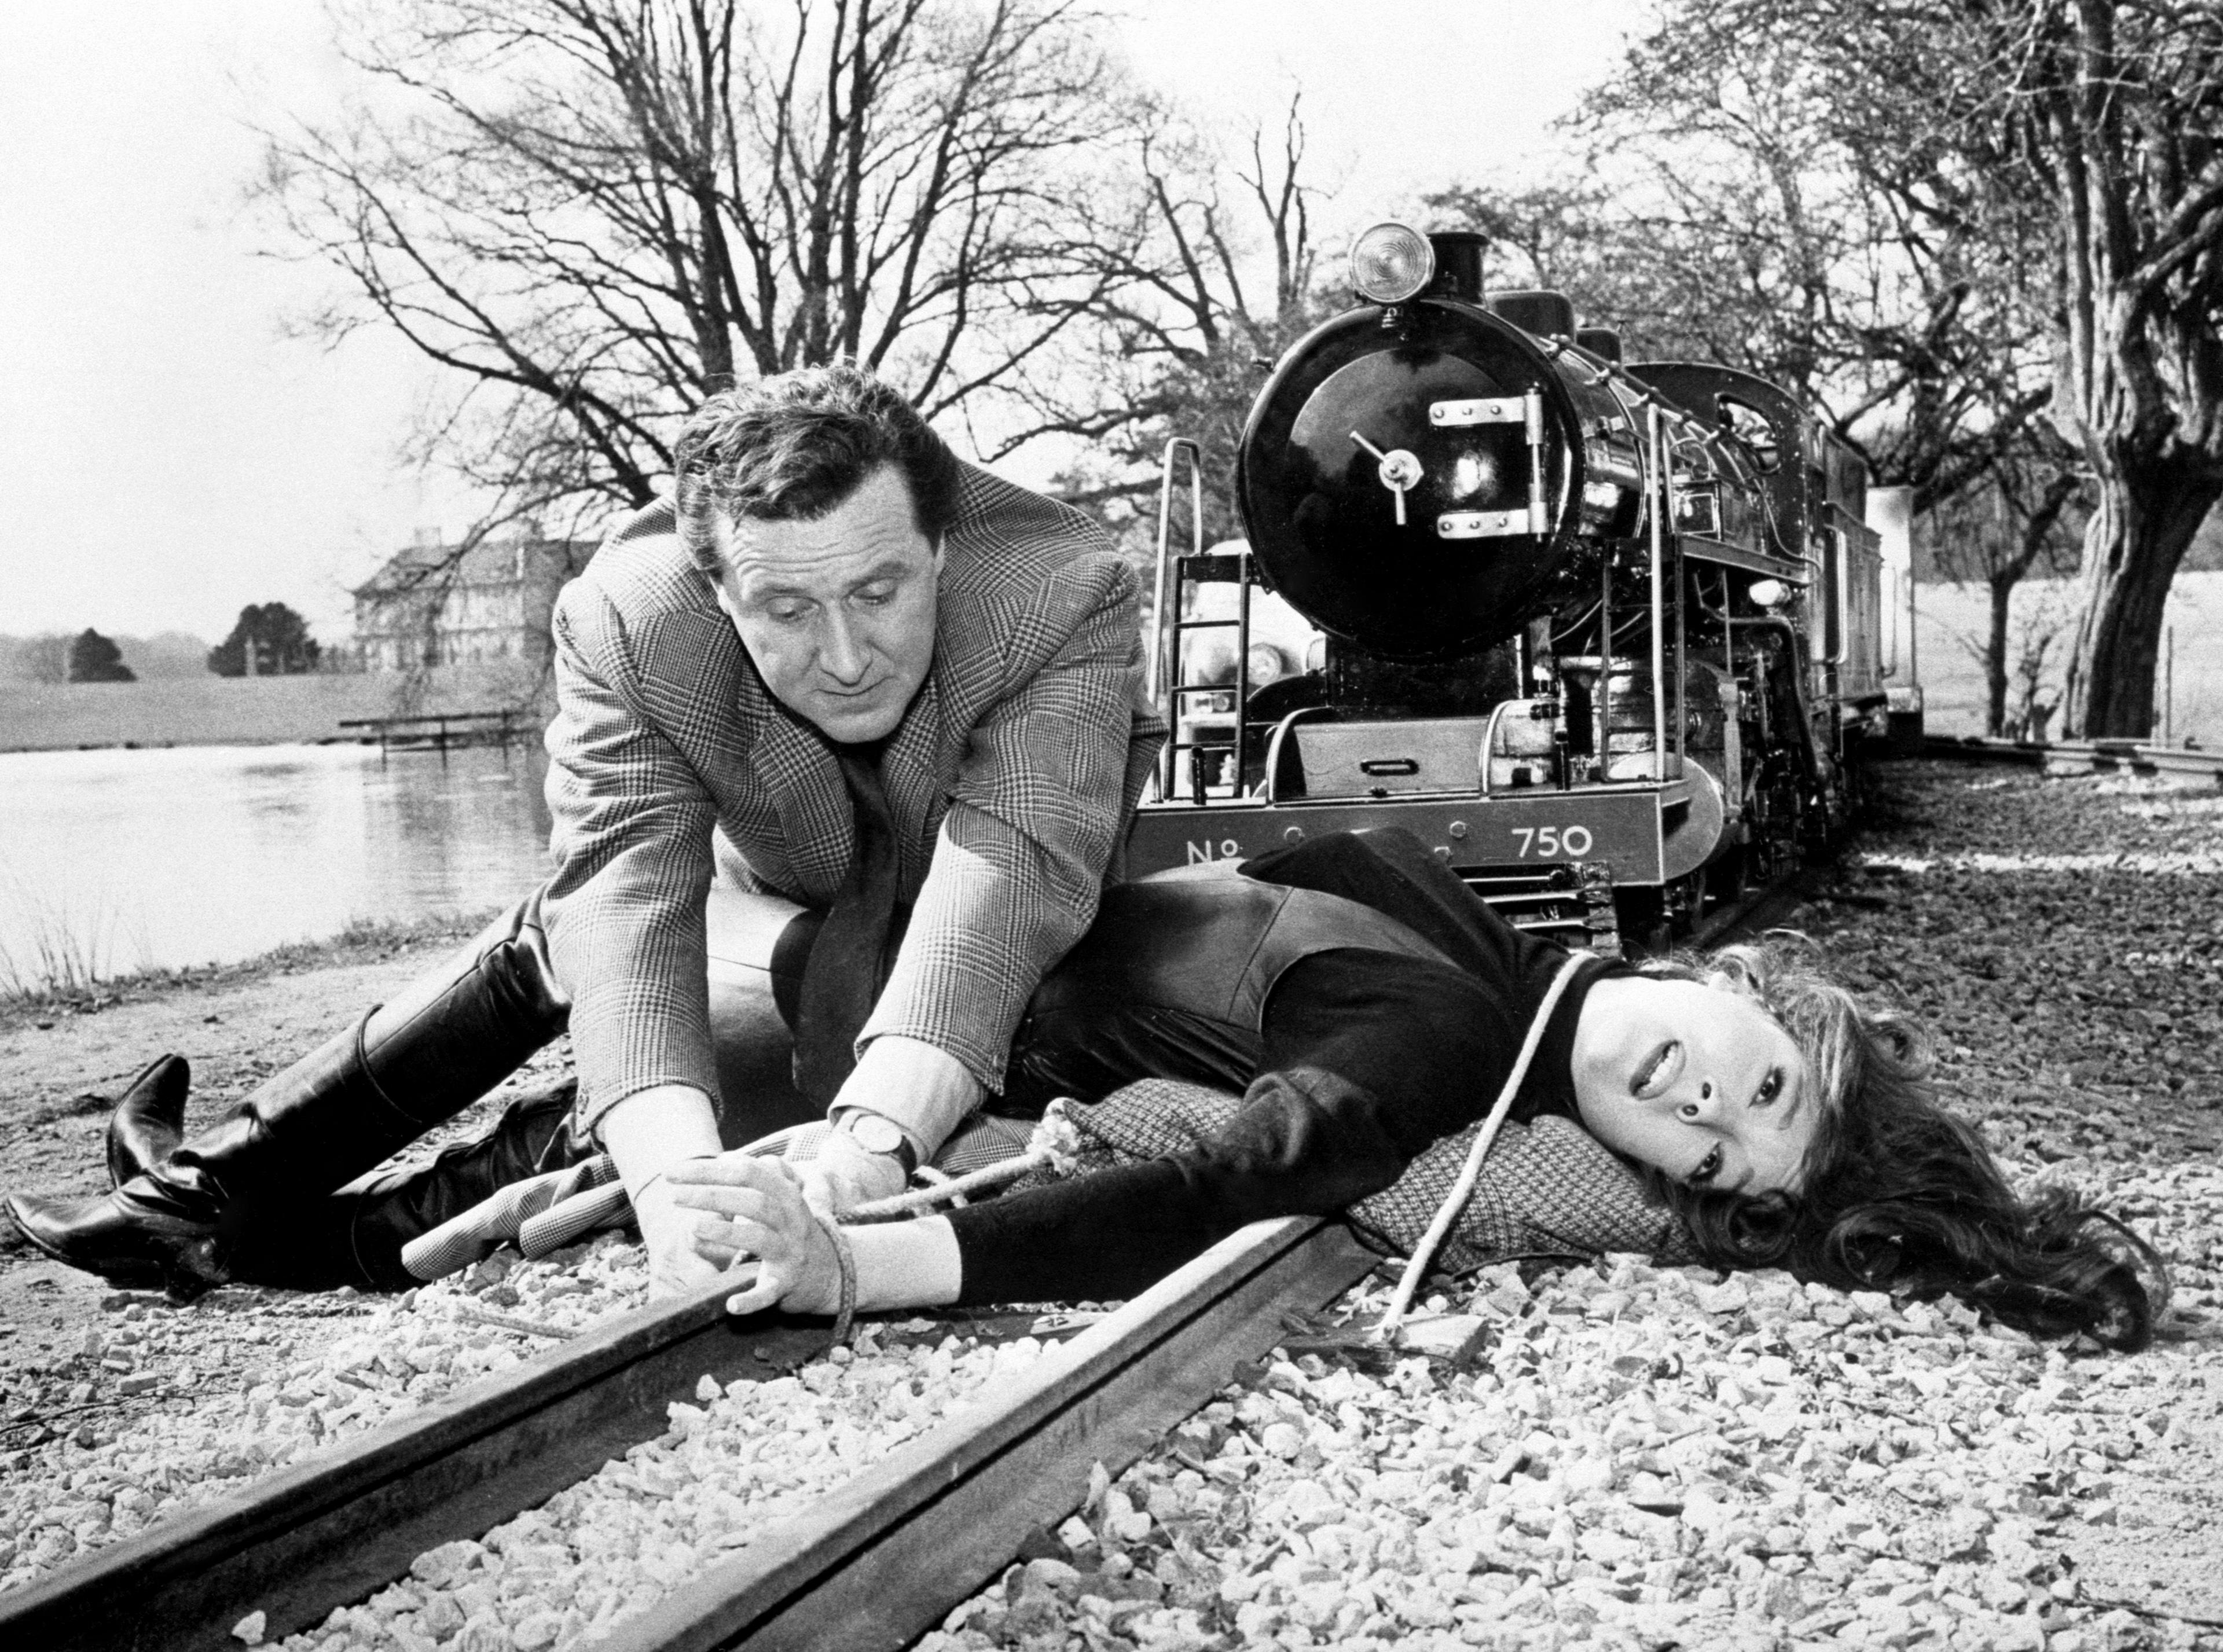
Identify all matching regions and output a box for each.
[846,1216,963,1311]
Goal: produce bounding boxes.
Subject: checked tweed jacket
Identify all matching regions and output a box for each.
[542,462,1166,1130]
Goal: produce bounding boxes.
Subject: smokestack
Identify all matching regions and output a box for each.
[1426,232,1488,302]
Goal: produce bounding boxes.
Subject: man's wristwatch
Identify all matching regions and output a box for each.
[834,1109,920,1176]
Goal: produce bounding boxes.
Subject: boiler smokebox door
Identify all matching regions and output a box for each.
[1240,308,1573,660]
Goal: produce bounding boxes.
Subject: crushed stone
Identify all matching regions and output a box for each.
[4,761,2221,1651]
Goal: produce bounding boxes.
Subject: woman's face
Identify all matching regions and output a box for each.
[1569,975,1818,1195]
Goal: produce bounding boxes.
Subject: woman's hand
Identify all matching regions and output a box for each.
[665,1155,843,1316]
[595,1084,729,1304]
[629,1166,730,1302]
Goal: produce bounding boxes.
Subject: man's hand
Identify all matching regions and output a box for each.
[790,1124,908,1218]
[797,1034,981,1214]
[666,1156,842,1316]
[595,1082,729,1304]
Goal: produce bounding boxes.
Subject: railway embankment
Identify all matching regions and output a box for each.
[0,757,2220,1650]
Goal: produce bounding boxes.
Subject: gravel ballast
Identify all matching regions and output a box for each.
[2,759,2221,1651]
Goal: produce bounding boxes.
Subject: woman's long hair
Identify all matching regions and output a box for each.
[1644,936,2165,1351]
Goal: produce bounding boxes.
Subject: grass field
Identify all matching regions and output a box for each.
[1913,570,2223,744]
[0,660,553,752]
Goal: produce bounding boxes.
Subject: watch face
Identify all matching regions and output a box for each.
[848,1114,903,1154]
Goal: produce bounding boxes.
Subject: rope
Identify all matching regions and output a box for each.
[846,1101,1084,1221]
[1375,955,1590,1343]
[449,1302,578,1341]
[848,1146,1055,1218]
[798,1102,1083,1346]
[811,1205,857,1350]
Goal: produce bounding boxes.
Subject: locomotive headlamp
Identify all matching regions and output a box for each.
[1245,643,1287,686]
[1748,579,1788,608]
[1349,222,1435,304]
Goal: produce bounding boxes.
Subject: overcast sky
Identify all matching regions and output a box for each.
[0,1,1642,644]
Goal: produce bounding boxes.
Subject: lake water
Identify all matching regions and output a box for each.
[0,742,557,991]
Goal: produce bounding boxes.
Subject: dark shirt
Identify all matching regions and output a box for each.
[946,829,1623,1304]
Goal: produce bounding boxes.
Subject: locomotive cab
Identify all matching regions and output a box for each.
[1125,222,1898,953]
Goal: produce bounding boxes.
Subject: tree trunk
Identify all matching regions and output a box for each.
[2061,461,2223,737]
[1984,572,2012,736]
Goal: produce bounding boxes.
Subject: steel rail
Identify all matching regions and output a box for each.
[599,1217,1376,1652]
[0,1218,1375,1652]
[1921,733,2223,785]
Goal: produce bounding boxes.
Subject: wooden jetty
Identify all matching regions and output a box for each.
[337,708,531,754]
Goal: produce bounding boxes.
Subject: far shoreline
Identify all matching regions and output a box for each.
[0,908,500,1033]
[0,661,553,755]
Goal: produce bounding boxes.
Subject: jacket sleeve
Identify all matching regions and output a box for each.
[541,581,722,1130]
[946,1066,1408,1305]
[859,555,1157,1093]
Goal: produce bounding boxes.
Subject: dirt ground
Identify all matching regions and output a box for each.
[5,765,2223,1644]
[0,927,571,1380]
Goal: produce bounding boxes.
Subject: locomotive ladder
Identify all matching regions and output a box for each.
[1148,439,1254,804]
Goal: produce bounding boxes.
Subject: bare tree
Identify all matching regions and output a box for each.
[255,0,1151,533]
[1043,96,1337,539]
[1999,588,2074,742]
[1433,27,2064,522]
[1601,0,2223,739]
[2023,1,2223,737]
[1928,431,2091,733]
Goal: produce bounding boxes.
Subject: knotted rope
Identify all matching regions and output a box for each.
[846,1101,1085,1221]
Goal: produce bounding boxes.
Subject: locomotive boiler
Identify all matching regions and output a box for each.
[1122,222,1916,953]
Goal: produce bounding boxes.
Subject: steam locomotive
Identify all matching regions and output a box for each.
[1122,223,1921,955]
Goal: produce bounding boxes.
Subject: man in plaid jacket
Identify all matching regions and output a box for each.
[7,365,1166,1302]
[557,369,1164,1295]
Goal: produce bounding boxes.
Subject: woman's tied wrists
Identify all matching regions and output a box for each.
[809,1205,858,1344]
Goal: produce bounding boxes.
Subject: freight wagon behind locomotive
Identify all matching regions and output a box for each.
[1127,223,1917,952]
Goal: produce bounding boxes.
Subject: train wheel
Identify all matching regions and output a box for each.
[1703,845,1750,915]
[1665,872,1707,939]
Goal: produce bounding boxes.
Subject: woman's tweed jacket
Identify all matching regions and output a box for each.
[542,463,1166,1129]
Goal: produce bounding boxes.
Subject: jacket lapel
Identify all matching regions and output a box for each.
[882,655,951,897]
[744,693,852,905]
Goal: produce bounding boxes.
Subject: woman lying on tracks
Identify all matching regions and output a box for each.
[669,828,2163,1350]
[10,829,2160,1349]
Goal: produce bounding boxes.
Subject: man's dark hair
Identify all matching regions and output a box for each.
[674,364,963,575]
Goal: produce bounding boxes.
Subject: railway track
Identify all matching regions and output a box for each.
[0,1218,1375,1652]
[1922,732,2223,786]
[0,832,1874,1651]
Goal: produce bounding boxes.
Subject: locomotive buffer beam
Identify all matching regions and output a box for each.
[1125,782,1690,891]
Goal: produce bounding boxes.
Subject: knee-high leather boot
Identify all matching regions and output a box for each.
[237,1080,588,1291]
[104,1055,191,1190]
[5,897,570,1295]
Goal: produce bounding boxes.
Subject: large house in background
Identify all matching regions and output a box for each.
[352,529,596,672]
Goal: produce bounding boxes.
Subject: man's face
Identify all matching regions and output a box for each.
[708,465,942,744]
